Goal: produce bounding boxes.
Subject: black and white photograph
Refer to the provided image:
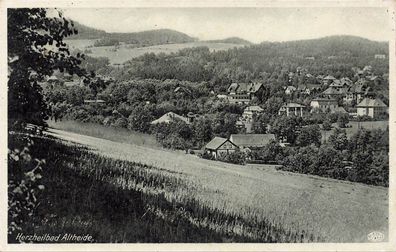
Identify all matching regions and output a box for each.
[1,0,395,251]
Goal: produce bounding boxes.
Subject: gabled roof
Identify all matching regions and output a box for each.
[340,77,352,84]
[331,107,347,114]
[311,97,337,103]
[228,82,263,94]
[230,134,276,148]
[205,137,233,150]
[323,87,345,95]
[283,102,306,108]
[285,85,297,91]
[151,112,190,125]
[357,98,387,108]
[324,75,336,80]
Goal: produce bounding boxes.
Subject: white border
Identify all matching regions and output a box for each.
[0,1,395,251]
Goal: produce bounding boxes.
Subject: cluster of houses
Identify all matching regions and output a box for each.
[222,66,388,133]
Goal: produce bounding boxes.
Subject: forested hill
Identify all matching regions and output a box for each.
[68,21,107,39]
[256,35,388,57]
[68,21,198,46]
[106,35,388,86]
[205,37,253,45]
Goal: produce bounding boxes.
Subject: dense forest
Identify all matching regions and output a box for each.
[83,35,388,92]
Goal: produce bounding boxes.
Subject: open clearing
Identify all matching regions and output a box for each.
[65,39,246,65]
[46,125,388,242]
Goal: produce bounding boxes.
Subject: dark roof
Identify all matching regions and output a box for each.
[228,82,263,94]
[283,102,306,108]
[311,97,337,102]
[230,134,276,148]
[322,87,345,95]
[357,98,387,108]
[151,112,190,125]
[205,137,229,150]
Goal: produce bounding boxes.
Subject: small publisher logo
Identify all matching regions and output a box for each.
[367,231,384,242]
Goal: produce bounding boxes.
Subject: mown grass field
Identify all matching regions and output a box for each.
[10,133,319,243]
[65,39,246,65]
[47,121,389,242]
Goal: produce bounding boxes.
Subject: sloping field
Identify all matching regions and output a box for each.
[65,39,245,65]
[46,127,388,242]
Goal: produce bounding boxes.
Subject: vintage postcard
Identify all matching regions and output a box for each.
[0,0,395,251]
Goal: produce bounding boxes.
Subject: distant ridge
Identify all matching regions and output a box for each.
[68,21,198,46]
[256,35,388,57]
[205,37,253,45]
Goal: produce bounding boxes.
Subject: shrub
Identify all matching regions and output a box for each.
[8,134,45,236]
[217,151,246,165]
[111,117,128,128]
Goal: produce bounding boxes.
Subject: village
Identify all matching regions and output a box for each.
[144,64,388,161]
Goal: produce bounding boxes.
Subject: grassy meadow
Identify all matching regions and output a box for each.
[45,122,389,242]
[9,133,318,243]
[65,39,246,65]
[47,120,161,149]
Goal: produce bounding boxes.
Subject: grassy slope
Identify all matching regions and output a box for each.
[47,121,389,242]
[65,39,245,65]
[48,120,160,149]
[9,134,314,243]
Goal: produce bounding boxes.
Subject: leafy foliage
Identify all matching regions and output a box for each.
[8,8,89,128]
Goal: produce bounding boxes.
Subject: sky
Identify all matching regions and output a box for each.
[62,8,392,43]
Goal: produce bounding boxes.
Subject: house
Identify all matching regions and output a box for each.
[322,86,346,99]
[305,56,315,60]
[310,98,338,113]
[239,105,264,133]
[323,75,336,85]
[278,103,306,117]
[229,134,276,150]
[340,77,352,86]
[297,84,320,95]
[356,98,387,118]
[349,79,374,103]
[362,65,372,75]
[151,112,190,125]
[216,94,228,100]
[242,106,264,120]
[227,82,263,104]
[285,86,297,95]
[204,137,239,158]
[374,54,386,59]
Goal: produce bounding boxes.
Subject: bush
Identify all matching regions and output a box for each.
[8,134,46,236]
[111,117,128,128]
[217,151,246,165]
[337,113,349,128]
[322,119,332,131]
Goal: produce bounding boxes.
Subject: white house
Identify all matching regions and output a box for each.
[278,103,306,117]
[356,98,387,118]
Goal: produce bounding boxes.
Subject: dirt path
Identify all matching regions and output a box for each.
[46,128,389,242]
